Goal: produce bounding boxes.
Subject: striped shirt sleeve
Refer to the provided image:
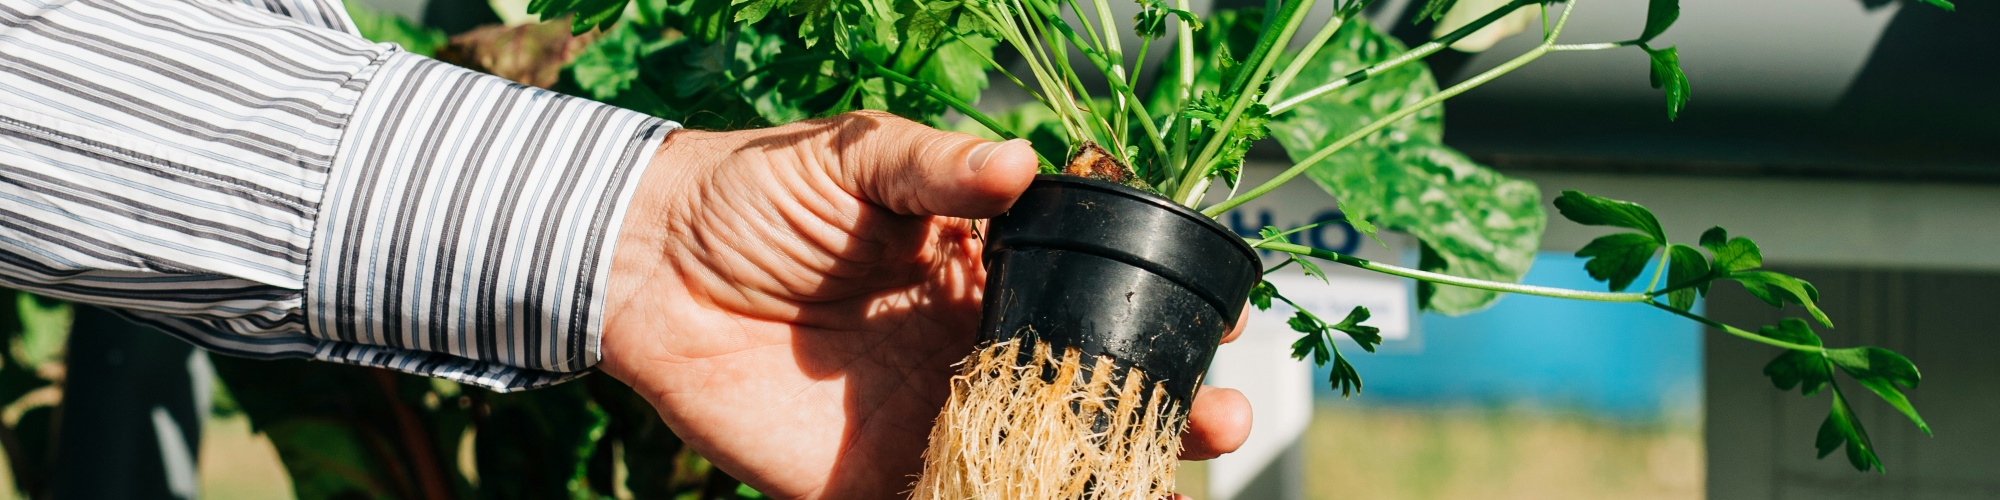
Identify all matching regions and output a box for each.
[0,0,675,391]
[233,0,352,34]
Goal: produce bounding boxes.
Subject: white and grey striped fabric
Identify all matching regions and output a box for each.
[0,0,675,390]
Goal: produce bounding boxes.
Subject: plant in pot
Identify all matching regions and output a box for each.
[490,0,1945,495]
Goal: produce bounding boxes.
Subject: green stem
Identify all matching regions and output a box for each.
[1643,245,1671,293]
[1068,0,1107,54]
[679,54,835,114]
[1270,245,1818,353]
[1206,0,1579,217]
[1262,0,1280,32]
[1173,0,1320,204]
[1264,259,1295,275]
[1252,239,1651,303]
[1021,0,1169,165]
[1168,0,1196,177]
[965,40,1048,106]
[1000,0,1086,142]
[1131,24,1158,178]
[1259,235,1823,353]
[1054,0,1128,153]
[1275,294,1328,324]
[865,61,1054,166]
[1208,47,1546,215]
[1032,9,1104,140]
[1251,219,1346,247]
[1131,37,1153,91]
[1264,12,1348,106]
[1540,2,1551,36]
[1027,0,1118,151]
[1269,0,1534,115]
[834,79,864,113]
[1549,40,1640,51]
[1174,0,1194,90]
[1089,0,1128,130]
[1646,275,1710,298]
[1648,302,1824,352]
[902,13,968,76]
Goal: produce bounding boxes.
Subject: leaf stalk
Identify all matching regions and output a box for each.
[1254,237,1826,355]
[1648,302,1823,352]
[1251,239,1651,303]
[1171,0,1320,204]
[1205,0,1580,217]
[864,60,1057,167]
[1268,0,1537,115]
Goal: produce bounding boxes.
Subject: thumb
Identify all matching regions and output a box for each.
[828,111,1038,218]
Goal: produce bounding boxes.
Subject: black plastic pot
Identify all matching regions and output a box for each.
[980,175,1262,415]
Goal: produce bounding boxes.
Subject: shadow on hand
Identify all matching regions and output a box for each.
[732,112,992,498]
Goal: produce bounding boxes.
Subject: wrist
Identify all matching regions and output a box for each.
[599,128,715,384]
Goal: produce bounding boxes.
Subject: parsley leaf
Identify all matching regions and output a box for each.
[889,0,998,122]
[1825,347,1929,435]
[1330,306,1383,353]
[1683,227,1830,327]
[1257,226,1329,283]
[1643,45,1691,121]
[1577,233,1661,292]
[1760,319,1829,396]
[1753,317,1926,471]
[1553,191,1666,243]
[1185,92,1271,187]
[1729,271,1832,328]
[1818,388,1882,472]
[1249,280,1277,311]
[1284,304,1376,397]
[525,0,629,33]
[343,2,446,56]
[1766,349,1832,396]
[1294,257,1328,283]
[571,25,643,100]
[1760,317,1823,346]
[1416,0,1459,22]
[1640,0,1680,42]
[569,0,629,33]
[1328,353,1363,397]
[1134,0,1202,38]
[733,0,788,23]
[1665,243,1708,310]
[1554,191,1676,292]
[1699,227,1762,272]
[1287,311,1331,364]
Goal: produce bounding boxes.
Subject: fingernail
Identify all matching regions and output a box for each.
[967,139,1025,172]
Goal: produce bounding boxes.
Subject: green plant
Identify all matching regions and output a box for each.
[513,0,1944,474]
[208,355,761,499]
[0,288,766,500]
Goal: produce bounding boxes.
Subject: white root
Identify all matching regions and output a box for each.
[910,339,1185,500]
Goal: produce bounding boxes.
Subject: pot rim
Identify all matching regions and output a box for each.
[1020,174,1258,264]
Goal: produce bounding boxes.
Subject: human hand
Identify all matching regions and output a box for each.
[598,111,1252,499]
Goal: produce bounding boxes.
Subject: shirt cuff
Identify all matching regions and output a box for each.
[305,50,674,391]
